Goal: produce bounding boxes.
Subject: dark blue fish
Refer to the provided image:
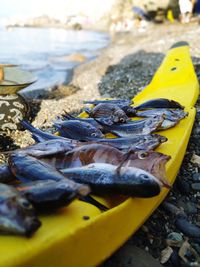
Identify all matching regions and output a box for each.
[0,164,16,183]
[54,120,104,141]
[17,179,79,212]
[21,120,70,143]
[62,112,113,127]
[0,183,41,236]
[134,98,184,110]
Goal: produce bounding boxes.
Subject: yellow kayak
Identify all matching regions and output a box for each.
[0,41,199,267]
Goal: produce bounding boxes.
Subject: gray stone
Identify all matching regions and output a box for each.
[177,199,197,214]
[191,183,200,191]
[192,173,200,181]
[104,245,163,267]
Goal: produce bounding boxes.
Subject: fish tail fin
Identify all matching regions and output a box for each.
[20,120,57,142]
[62,111,76,120]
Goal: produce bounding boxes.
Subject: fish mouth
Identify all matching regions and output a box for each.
[151,154,171,189]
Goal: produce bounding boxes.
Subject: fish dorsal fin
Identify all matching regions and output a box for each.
[63,111,75,120]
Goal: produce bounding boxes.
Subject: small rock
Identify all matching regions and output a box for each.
[192,173,200,181]
[162,201,187,218]
[177,199,197,214]
[166,232,183,247]
[160,246,173,264]
[191,183,200,191]
[175,218,200,238]
[176,178,191,195]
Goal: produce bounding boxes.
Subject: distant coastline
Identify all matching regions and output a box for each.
[5,14,107,31]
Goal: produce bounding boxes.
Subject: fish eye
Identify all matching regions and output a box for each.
[140,174,149,180]
[138,152,148,159]
[18,198,32,209]
[91,132,97,137]
[119,118,125,123]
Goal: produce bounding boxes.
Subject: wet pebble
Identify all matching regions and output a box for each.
[175,218,200,238]
[176,177,191,195]
[177,199,197,214]
[161,201,187,218]
[166,232,183,247]
[192,173,200,181]
[191,183,200,191]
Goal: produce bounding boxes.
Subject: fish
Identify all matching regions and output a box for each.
[53,120,104,141]
[85,103,129,123]
[84,100,136,117]
[62,111,105,128]
[37,144,170,189]
[0,164,16,183]
[17,179,79,212]
[20,139,75,158]
[134,98,184,110]
[136,108,188,130]
[61,163,161,197]
[21,120,73,143]
[135,108,188,121]
[8,152,90,197]
[95,134,167,151]
[124,151,171,188]
[40,143,122,170]
[97,115,164,137]
[0,183,41,236]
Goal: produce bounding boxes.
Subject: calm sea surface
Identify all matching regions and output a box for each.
[0,27,109,95]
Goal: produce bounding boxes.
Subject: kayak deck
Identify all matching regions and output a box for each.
[0,42,199,267]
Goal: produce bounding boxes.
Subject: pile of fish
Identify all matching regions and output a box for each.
[0,98,188,236]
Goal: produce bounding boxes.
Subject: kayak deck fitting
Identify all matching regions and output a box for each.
[0,41,199,267]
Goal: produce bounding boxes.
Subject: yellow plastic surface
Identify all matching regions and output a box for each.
[0,42,199,267]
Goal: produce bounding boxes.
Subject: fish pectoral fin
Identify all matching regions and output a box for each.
[115,150,134,175]
[79,195,109,212]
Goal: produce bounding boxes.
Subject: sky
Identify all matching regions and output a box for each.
[0,0,115,21]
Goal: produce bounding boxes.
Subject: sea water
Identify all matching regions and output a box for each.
[0,27,109,97]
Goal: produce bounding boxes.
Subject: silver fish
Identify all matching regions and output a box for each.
[136,108,188,121]
[98,115,164,137]
[95,134,167,151]
[61,163,161,197]
[0,183,41,236]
